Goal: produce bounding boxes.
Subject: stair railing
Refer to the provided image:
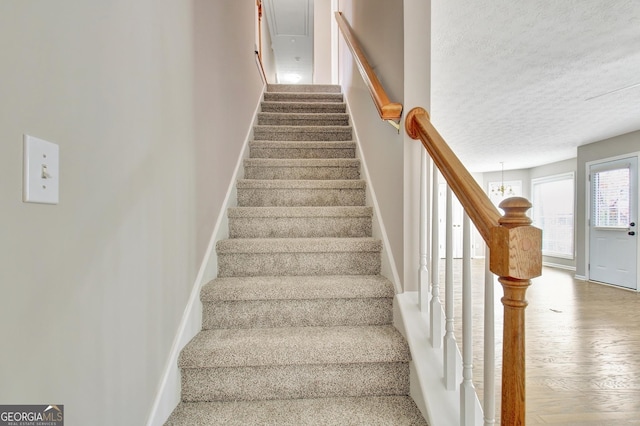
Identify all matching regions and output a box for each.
[255,0,268,85]
[254,50,267,85]
[406,107,542,425]
[334,12,403,130]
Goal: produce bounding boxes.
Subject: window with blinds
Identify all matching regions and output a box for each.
[592,167,630,228]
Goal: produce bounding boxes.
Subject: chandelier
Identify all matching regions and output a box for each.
[490,162,514,197]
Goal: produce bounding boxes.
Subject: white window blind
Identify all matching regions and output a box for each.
[532,173,575,259]
[592,167,630,228]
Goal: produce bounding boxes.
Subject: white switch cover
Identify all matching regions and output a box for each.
[23,134,59,204]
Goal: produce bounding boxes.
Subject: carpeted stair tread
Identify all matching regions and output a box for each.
[258,112,350,126]
[216,239,380,277]
[244,158,360,180]
[254,125,352,141]
[249,140,355,149]
[249,140,355,152]
[267,83,342,93]
[165,396,428,425]
[228,206,372,218]
[228,206,372,238]
[236,179,367,207]
[200,275,394,328]
[216,237,381,254]
[263,92,344,102]
[260,101,347,114]
[200,275,393,329]
[201,275,394,301]
[249,140,356,159]
[179,325,410,369]
[244,158,359,168]
[180,364,410,403]
[237,179,365,189]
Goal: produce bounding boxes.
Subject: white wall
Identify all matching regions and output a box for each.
[338,0,406,287]
[258,2,277,83]
[314,0,333,84]
[0,1,262,425]
[402,0,431,291]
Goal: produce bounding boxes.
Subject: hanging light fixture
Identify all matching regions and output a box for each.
[490,162,514,197]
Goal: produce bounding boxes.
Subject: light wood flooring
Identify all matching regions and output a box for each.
[440,260,640,425]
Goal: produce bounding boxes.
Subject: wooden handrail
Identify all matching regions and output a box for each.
[255,1,267,85]
[255,50,267,85]
[334,12,402,123]
[405,108,501,243]
[257,0,263,59]
[406,106,542,425]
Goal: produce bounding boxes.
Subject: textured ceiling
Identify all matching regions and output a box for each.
[432,0,640,172]
[266,1,640,172]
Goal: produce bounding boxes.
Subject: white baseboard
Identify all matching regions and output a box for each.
[574,274,587,281]
[543,261,576,271]
[145,87,265,426]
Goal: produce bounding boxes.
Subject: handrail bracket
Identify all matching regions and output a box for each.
[386,119,401,132]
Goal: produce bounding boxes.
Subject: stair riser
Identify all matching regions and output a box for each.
[249,146,355,159]
[261,102,347,114]
[237,188,365,207]
[181,363,409,402]
[217,252,381,277]
[254,127,352,142]
[267,84,341,93]
[263,93,344,103]
[167,397,427,425]
[229,217,371,238]
[258,115,349,127]
[244,166,359,180]
[202,298,392,329]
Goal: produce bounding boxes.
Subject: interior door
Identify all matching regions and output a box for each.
[589,156,638,290]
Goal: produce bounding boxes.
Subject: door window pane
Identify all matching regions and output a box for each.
[593,168,630,228]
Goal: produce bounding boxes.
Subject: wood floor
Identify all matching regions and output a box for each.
[441,261,640,425]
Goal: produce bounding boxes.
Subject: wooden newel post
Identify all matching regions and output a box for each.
[490,197,542,426]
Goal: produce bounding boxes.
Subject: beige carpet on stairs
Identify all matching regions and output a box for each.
[165,84,428,425]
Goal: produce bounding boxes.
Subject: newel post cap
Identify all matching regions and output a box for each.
[490,197,542,279]
[498,197,532,227]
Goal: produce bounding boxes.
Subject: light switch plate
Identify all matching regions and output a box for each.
[23,134,59,204]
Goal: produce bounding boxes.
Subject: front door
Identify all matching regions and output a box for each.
[589,156,638,290]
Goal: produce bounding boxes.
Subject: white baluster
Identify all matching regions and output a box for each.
[484,252,496,425]
[460,212,476,426]
[444,185,458,390]
[430,168,443,347]
[418,149,429,312]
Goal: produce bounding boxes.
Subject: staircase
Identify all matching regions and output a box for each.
[165,84,427,425]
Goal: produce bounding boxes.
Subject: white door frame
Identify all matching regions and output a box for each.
[585,152,640,291]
